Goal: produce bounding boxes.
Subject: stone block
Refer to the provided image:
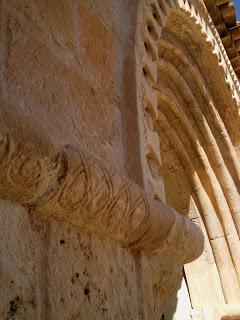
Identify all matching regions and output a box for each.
[3,15,123,169]
[0,201,40,320]
[75,2,119,90]
[45,221,139,319]
[7,0,77,52]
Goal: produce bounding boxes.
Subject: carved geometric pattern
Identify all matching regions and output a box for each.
[0,131,203,263]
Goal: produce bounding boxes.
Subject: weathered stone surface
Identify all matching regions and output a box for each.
[1,0,240,318]
[0,126,203,261]
[37,218,140,320]
[3,4,124,170]
[7,0,77,52]
[0,199,140,319]
[0,126,203,319]
[0,101,203,319]
[0,201,40,320]
[138,0,240,318]
[0,199,199,319]
[204,0,240,77]
[75,2,117,89]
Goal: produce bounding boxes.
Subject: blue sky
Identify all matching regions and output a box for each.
[232,0,240,20]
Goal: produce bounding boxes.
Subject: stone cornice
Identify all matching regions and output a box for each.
[204,0,240,77]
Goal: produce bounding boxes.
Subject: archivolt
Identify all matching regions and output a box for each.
[139,0,240,305]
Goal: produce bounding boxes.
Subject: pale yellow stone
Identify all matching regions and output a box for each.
[1,0,240,318]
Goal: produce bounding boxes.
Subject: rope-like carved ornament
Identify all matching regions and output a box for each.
[0,131,203,263]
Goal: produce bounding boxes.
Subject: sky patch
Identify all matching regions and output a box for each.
[232,0,240,20]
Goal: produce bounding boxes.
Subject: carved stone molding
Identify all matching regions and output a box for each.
[204,0,240,77]
[138,0,240,202]
[138,0,240,309]
[0,129,203,263]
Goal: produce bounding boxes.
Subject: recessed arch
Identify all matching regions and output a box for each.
[137,0,240,313]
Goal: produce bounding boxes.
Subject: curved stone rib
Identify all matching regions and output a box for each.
[157,111,240,302]
[142,0,240,107]
[160,26,240,155]
[178,0,240,104]
[140,0,240,210]
[160,134,227,306]
[157,53,240,237]
[158,90,240,284]
[184,196,226,307]
[158,36,240,192]
[158,33,239,134]
[139,0,240,309]
[0,132,203,263]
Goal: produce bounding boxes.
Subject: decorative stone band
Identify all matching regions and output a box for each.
[140,0,240,303]
[0,132,203,263]
[204,0,240,77]
[140,0,240,203]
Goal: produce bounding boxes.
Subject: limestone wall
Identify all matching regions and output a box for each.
[3,0,238,318]
[1,0,127,169]
[136,0,240,318]
[0,1,139,319]
[0,1,202,319]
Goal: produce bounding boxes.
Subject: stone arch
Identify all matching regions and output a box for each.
[137,0,240,314]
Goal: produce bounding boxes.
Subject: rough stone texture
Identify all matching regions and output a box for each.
[138,0,240,318]
[204,0,240,77]
[1,0,240,319]
[0,126,203,259]
[0,200,196,320]
[0,201,40,320]
[0,1,140,319]
[0,127,203,319]
[2,0,124,170]
[0,200,140,320]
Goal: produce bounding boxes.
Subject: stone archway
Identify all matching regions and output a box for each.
[137,0,240,317]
